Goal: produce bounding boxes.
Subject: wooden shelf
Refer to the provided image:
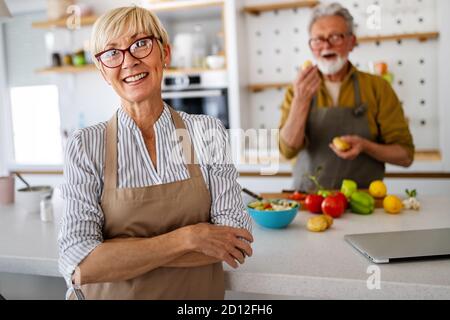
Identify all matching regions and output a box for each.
[32,15,98,29]
[243,0,319,15]
[145,0,223,12]
[358,32,439,43]
[414,150,442,162]
[35,64,97,74]
[248,82,290,93]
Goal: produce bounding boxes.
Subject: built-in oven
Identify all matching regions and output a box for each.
[162,70,229,129]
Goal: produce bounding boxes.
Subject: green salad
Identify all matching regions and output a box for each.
[248,199,298,211]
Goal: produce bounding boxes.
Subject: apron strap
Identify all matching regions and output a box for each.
[104,111,118,191]
[352,72,362,107]
[310,72,362,109]
[168,107,202,178]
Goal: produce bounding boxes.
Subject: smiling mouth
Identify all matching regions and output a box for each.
[123,72,149,84]
[321,52,338,60]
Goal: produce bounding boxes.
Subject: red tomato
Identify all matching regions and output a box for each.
[321,195,345,218]
[288,191,306,201]
[333,192,348,209]
[305,194,324,214]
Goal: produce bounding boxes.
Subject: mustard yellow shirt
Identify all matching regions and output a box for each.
[279,64,415,160]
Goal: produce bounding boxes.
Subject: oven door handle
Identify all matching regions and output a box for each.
[162,90,223,99]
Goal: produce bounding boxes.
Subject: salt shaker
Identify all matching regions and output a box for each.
[40,194,54,222]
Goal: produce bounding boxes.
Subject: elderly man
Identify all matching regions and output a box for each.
[279,2,414,191]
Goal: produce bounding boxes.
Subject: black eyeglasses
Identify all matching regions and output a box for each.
[309,32,352,49]
[95,36,161,68]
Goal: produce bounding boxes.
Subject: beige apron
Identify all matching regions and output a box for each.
[80,107,225,300]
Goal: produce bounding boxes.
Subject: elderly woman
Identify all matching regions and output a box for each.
[58,6,253,300]
[279,3,414,191]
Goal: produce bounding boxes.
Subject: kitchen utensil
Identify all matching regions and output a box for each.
[242,188,263,201]
[15,172,31,191]
[16,186,53,214]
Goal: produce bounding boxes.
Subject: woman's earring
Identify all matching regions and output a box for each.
[164,63,167,68]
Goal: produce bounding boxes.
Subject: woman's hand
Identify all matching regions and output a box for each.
[329,135,367,160]
[185,223,253,269]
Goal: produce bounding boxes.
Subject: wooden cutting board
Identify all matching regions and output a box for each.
[260,192,384,210]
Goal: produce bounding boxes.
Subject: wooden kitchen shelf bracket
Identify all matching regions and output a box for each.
[145,0,224,12]
[248,82,291,93]
[35,64,97,75]
[357,32,439,44]
[243,0,319,15]
[32,15,98,29]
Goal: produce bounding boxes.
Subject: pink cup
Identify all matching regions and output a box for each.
[0,175,15,205]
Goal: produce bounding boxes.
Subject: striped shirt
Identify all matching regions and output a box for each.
[58,105,252,286]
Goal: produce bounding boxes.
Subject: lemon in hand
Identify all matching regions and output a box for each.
[332,137,351,151]
[383,195,403,214]
[302,60,313,70]
[369,180,387,198]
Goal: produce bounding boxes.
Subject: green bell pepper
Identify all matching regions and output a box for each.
[350,191,375,215]
[341,179,358,198]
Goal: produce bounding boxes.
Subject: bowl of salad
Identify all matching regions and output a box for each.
[247,199,299,229]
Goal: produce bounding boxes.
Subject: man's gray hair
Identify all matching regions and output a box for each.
[308,3,355,34]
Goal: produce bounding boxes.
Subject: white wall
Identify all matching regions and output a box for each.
[0,23,13,175]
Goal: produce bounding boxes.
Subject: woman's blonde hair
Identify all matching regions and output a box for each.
[90,6,170,68]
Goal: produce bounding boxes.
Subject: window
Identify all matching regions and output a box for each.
[10,85,63,165]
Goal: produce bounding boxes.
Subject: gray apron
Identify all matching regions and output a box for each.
[293,74,385,191]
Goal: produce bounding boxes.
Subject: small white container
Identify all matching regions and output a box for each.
[206,55,225,69]
[40,197,54,222]
[16,186,53,214]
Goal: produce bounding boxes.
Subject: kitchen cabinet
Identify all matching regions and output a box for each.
[31,0,228,75]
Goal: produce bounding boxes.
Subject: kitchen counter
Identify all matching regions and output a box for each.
[1,195,450,299]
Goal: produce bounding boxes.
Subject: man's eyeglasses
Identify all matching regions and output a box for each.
[308,32,352,49]
[95,36,161,68]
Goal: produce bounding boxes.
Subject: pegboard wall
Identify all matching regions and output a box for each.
[244,0,440,150]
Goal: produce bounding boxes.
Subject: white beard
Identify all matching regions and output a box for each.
[316,55,348,75]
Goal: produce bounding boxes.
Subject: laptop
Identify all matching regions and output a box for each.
[345,228,450,263]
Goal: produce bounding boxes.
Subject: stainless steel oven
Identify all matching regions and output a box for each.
[162,70,229,128]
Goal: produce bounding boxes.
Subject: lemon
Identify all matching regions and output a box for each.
[323,215,333,228]
[302,60,313,70]
[383,195,403,214]
[307,216,328,232]
[369,180,387,198]
[332,137,350,151]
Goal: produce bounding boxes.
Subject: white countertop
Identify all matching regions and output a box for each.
[1,195,450,299]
